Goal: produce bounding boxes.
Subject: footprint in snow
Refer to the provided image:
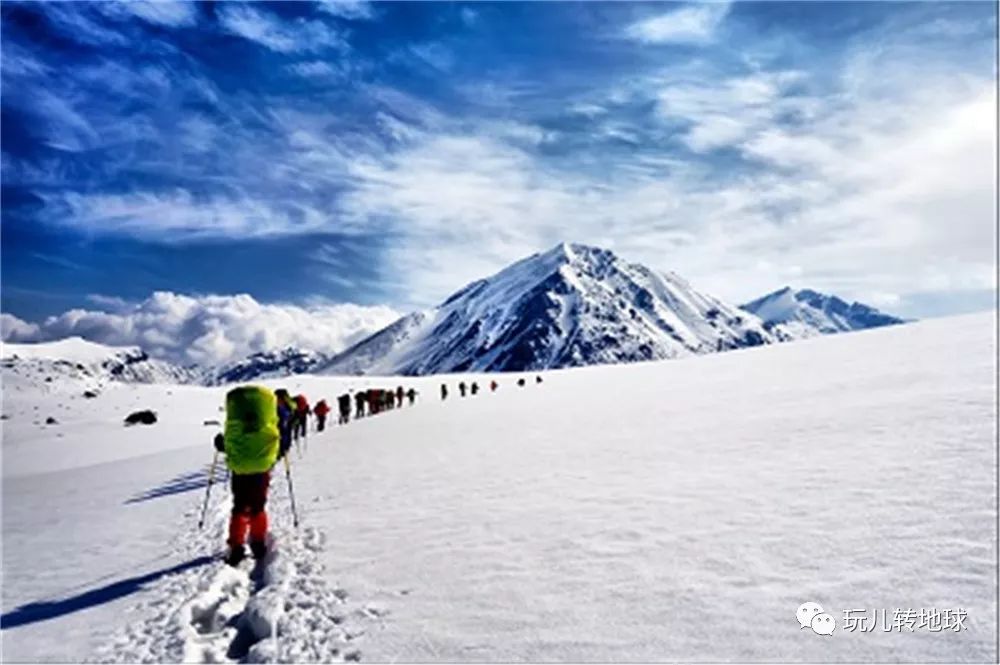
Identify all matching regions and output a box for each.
[93,493,382,664]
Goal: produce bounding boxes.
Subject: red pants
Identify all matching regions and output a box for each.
[228,472,270,548]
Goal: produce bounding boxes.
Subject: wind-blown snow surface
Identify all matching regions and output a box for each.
[2,313,995,662]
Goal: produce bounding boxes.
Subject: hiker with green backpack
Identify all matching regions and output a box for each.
[211,385,295,566]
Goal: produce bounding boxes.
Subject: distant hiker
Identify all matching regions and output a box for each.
[367,389,378,415]
[314,399,331,431]
[535,376,543,384]
[275,389,296,453]
[441,384,448,400]
[355,391,366,418]
[459,382,467,397]
[336,394,350,425]
[383,389,394,411]
[396,386,404,408]
[293,394,310,441]
[517,378,525,387]
[406,387,417,405]
[217,386,281,566]
[470,382,479,396]
[490,380,498,392]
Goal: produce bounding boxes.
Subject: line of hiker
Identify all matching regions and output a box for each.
[262,385,422,436]
[346,386,418,422]
[207,375,543,566]
[440,375,543,400]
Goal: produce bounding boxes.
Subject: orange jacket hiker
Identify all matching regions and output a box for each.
[217,385,280,566]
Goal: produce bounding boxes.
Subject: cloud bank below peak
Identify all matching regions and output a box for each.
[0,292,400,367]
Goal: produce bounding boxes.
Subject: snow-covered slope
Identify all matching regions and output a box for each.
[322,243,780,375]
[1,337,202,391]
[742,287,905,336]
[212,347,330,385]
[315,312,432,376]
[1,312,994,662]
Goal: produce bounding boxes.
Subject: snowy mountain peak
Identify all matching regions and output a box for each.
[741,287,905,336]
[321,243,779,376]
[538,241,610,265]
[544,242,616,266]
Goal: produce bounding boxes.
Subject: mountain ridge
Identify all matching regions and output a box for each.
[741,286,905,336]
[2,250,911,383]
[319,243,782,376]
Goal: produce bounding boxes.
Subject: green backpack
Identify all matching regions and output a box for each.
[224,385,280,474]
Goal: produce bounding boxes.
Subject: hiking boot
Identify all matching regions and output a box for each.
[224,545,246,567]
[249,540,268,560]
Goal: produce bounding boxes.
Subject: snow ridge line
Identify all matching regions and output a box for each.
[91,459,380,663]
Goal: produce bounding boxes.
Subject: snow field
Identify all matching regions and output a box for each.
[2,311,996,662]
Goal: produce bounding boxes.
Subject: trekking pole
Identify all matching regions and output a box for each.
[198,451,220,529]
[282,454,300,527]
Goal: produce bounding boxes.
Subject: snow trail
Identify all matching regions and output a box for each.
[92,450,376,664]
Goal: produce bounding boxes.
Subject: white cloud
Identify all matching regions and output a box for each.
[40,4,131,46]
[570,103,607,118]
[741,129,843,170]
[47,189,332,241]
[624,3,730,45]
[317,0,375,21]
[375,112,420,142]
[0,44,52,78]
[339,135,562,301]
[335,54,994,314]
[683,114,749,152]
[408,42,455,72]
[460,8,478,28]
[217,5,346,54]
[1,292,400,367]
[1,314,41,343]
[107,1,198,27]
[32,88,102,152]
[656,70,806,153]
[86,294,132,311]
[287,60,349,80]
[10,2,993,322]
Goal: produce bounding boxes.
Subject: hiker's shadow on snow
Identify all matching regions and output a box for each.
[0,556,215,630]
[125,467,229,505]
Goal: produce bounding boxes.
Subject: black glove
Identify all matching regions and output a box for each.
[214,433,225,453]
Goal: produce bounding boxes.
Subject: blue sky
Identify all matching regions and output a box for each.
[1,1,996,348]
